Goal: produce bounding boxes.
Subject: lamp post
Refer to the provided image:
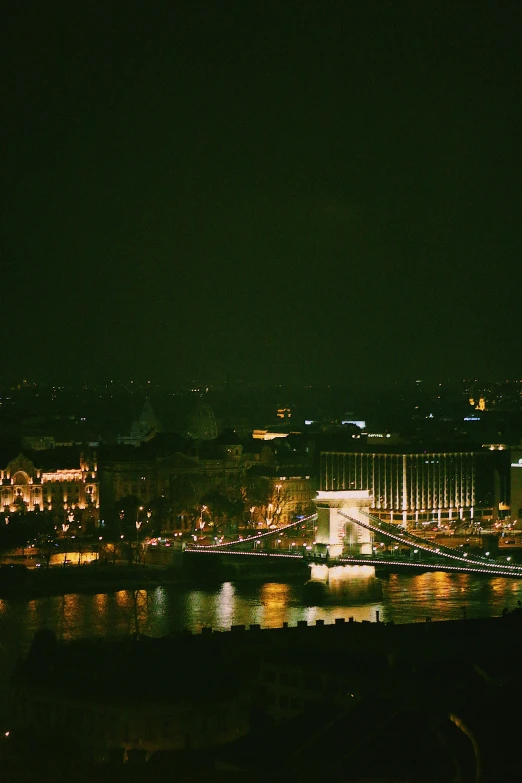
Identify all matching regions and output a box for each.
[135,506,144,564]
[135,520,143,564]
[198,505,208,537]
[58,521,69,567]
[267,483,283,529]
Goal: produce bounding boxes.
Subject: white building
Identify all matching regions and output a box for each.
[321,450,476,526]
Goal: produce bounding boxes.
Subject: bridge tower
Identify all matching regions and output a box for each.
[314,490,373,558]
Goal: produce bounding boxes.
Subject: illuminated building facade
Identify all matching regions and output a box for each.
[0,452,99,524]
[321,450,476,526]
[469,396,487,411]
[101,447,246,532]
[252,430,290,441]
[248,473,315,528]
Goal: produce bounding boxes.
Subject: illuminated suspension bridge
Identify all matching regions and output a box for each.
[184,508,522,579]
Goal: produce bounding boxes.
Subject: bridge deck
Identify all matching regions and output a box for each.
[184,548,522,578]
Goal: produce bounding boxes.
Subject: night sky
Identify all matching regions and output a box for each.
[2,1,521,388]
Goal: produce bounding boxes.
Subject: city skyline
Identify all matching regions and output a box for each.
[2,1,521,387]
[2,5,522,775]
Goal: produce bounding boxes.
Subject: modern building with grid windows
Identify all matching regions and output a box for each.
[320,450,476,527]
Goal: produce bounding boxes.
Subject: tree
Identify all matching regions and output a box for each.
[147,495,171,535]
[167,472,208,533]
[246,476,292,531]
[0,509,54,562]
[105,495,141,540]
[199,490,241,537]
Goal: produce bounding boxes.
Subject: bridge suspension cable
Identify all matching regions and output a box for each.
[361,509,522,572]
[187,513,318,550]
[338,510,522,576]
[361,511,498,565]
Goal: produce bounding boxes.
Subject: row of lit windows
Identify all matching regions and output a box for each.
[321,452,475,510]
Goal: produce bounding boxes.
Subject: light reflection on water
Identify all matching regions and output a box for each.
[215,581,236,629]
[0,568,522,713]
[0,570,521,642]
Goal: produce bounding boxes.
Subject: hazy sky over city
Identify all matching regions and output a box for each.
[2,1,521,387]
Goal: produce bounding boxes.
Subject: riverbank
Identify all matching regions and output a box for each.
[0,563,186,599]
[0,553,310,598]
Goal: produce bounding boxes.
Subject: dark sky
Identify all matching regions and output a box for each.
[2,1,521,388]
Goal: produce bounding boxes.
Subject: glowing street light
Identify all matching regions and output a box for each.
[199,505,208,533]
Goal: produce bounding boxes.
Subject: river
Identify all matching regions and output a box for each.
[1,567,521,718]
